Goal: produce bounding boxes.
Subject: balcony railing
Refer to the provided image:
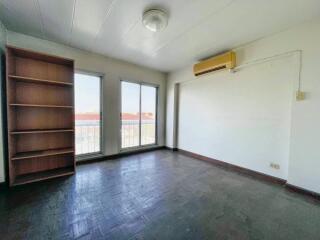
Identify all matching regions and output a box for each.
[75,120,100,155]
[75,120,156,155]
[121,120,156,148]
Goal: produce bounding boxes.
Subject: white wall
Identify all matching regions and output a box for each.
[0,20,7,183]
[166,17,320,193]
[0,31,166,182]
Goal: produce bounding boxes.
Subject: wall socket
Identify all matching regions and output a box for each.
[296,91,305,101]
[270,163,280,170]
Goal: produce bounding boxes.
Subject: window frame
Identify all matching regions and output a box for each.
[120,79,159,151]
[75,70,104,161]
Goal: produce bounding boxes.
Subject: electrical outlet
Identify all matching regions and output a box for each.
[270,163,280,170]
[296,91,305,101]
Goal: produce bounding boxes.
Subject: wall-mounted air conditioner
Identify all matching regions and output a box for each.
[193,51,236,76]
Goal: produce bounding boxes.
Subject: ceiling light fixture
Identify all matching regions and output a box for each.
[142,9,168,32]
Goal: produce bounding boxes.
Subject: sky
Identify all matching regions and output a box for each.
[75,73,100,113]
[75,73,157,115]
[122,81,156,114]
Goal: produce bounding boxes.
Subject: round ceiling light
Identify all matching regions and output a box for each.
[142,9,168,32]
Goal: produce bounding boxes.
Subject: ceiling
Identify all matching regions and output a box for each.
[0,0,320,72]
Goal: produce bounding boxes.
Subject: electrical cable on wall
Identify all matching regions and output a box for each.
[231,50,304,101]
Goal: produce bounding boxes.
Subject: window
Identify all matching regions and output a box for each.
[121,81,157,149]
[75,72,102,155]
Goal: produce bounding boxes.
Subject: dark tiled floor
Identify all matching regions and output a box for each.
[1,150,320,240]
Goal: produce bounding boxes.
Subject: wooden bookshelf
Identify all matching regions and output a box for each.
[6,45,75,186]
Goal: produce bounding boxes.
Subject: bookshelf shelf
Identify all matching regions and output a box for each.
[9,75,73,86]
[12,148,74,160]
[11,128,74,135]
[13,167,75,186]
[10,103,73,108]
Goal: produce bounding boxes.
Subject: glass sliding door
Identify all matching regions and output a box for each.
[75,72,102,156]
[141,85,157,145]
[121,81,157,149]
[121,81,140,148]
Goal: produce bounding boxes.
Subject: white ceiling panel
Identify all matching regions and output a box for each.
[150,0,234,55]
[0,2,18,30]
[155,0,320,69]
[37,0,75,44]
[0,0,44,38]
[92,0,149,56]
[70,0,115,50]
[0,0,320,72]
[96,0,232,61]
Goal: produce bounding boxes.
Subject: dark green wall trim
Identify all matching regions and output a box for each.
[286,184,320,201]
[176,148,320,201]
[178,148,286,185]
[164,146,178,151]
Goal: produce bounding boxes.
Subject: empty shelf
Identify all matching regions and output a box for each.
[13,167,74,186]
[12,148,74,160]
[11,129,74,135]
[10,103,73,108]
[9,75,73,86]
